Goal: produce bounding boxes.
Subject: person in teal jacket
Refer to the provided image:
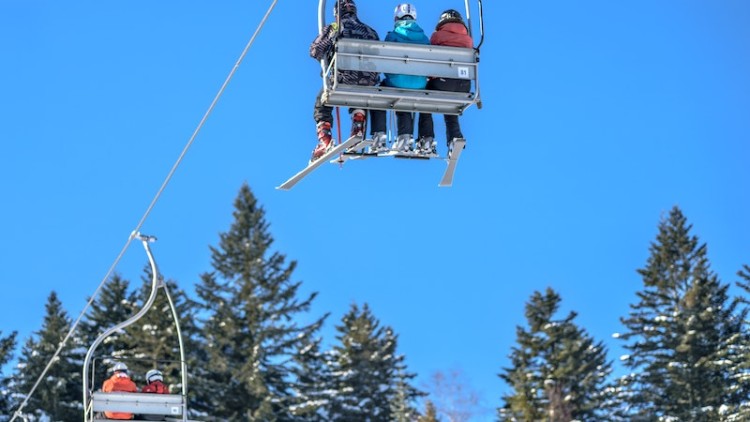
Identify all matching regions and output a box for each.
[384,4,431,153]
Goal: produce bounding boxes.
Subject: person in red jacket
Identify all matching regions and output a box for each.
[417,9,475,155]
[140,369,169,421]
[102,362,138,420]
[141,369,169,394]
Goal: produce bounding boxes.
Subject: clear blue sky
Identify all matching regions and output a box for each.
[1,0,749,419]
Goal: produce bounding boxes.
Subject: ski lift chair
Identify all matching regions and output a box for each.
[318,0,484,115]
[83,234,201,422]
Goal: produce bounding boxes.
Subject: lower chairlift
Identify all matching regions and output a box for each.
[83,234,201,422]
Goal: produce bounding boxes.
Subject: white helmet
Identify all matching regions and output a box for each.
[146,369,163,384]
[111,362,128,374]
[394,3,417,21]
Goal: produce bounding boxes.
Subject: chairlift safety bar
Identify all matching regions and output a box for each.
[324,39,480,115]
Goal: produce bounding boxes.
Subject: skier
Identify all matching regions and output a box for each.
[101,362,138,420]
[140,369,169,421]
[417,9,474,156]
[309,0,387,161]
[383,4,431,153]
[142,369,169,394]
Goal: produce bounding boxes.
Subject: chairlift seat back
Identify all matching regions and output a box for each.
[91,391,184,416]
[324,39,480,115]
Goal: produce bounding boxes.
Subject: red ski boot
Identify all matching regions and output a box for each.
[310,121,334,162]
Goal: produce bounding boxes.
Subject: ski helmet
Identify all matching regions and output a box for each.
[394,4,417,21]
[333,0,357,16]
[111,362,128,374]
[437,9,465,30]
[146,369,163,384]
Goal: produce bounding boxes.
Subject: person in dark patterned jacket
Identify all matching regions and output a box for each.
[309,0,387,161]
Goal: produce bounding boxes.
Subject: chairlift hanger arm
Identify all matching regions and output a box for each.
[460,0,484,52]
[83,234,162,420]
[475,0,485,52]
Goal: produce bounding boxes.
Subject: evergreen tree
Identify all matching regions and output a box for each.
[289,337,332,421]
[80,274,138,388]
[193,183,325,421]
[326,303,422,422]
[618,206,743,420]
[13,292,82,421]
[718,264,750,421]
[736,264,750,306]
[391,367,423,421]
[499,288,615,422]
[0,331,17,420]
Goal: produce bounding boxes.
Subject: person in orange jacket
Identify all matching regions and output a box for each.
[102,362,138,420]
[417,9,475,155]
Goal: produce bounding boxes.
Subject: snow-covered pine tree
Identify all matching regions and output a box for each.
[193,183,325,421]
[718,264,750,421]
[499,287,615,422]
[289,336,333,421]
[391,367,424,422]
[0,331,17,420]
[736,264,750,307]
[618,206,743,420]
[13,292,82,421]
[79,274,138,388]
[326,303,422,422]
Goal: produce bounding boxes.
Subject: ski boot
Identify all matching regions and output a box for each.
[369,132,387,154]
[350,109,366,137]
[344,109,369,153]
[392,134,415,153]
[417,136,437,156]
[310,121,334,162]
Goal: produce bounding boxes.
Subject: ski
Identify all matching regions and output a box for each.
[438,138,466,187]
[335,148,394,162]
[277,135,365,190]
[333,151,379,162]
[394,150,437,160]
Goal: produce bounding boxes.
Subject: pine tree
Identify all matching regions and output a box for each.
[618,206,743,420]
[326,303,422,422]
[391,367,423,422]
[718,264,750,421]
[79,274,138,388]
[289,337,332,421]
[13,292,82,421]
[499,288,615,422]
[193,183,325,421]
[0,331,17,420]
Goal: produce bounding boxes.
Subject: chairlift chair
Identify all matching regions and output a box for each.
[82,234,201,422]
[317,0,484,115]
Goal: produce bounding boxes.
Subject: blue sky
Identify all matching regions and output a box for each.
[1,0,749,419]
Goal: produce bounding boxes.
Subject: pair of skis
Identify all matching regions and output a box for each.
[276,136,465,190]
